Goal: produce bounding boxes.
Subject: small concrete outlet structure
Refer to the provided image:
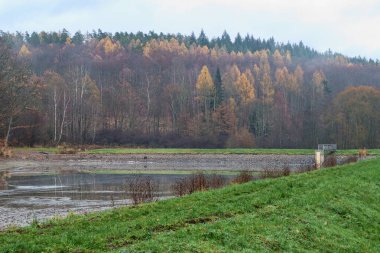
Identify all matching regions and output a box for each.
[315,144,337,169]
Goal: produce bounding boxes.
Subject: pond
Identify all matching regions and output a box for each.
[0,154,315,228]
[0,169,235,229]
[1,173,235,208]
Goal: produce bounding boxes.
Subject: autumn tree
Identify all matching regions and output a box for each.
[42,71,69,144]
[3,29,380,148]
[252,50,274,145]
[222,64,241,102]
[272,49,284,66]
[195,65,215,121]
[65,67,100,144]
[18,44,31,57]
[328,86,380,148]
[0,39,35,146]
[303,69,327,146]
[237,72,255,106]
[212,98,238,146]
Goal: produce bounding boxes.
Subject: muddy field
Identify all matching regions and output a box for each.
[0,153,320,173]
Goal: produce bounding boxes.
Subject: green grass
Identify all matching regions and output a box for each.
[1,158,379,252]
[14,147,59,153]
[13,147,380,155]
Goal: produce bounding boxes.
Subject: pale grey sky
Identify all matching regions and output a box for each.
[1,0,379,59]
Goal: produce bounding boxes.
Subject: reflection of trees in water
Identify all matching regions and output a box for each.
[0,171,10,190]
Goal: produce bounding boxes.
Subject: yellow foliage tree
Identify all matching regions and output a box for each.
[196,65,215,98]
[259,52,274,104]
[312,70,326,95]
[273,49,284,66]
[98,37,121,55]
[236,73,255,105]
[293,65,304,92]
[143,38,188,58]
[196,65,215,121]
[275,66,302,94]
[222,64,241,100]
[18,44,31,57]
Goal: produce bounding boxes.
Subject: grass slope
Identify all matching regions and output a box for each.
[1,159,379,252]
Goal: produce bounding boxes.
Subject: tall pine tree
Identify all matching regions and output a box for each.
[197,29,209,47]
[214,67,224,107]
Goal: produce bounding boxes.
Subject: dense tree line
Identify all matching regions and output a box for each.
[1,30,380,149]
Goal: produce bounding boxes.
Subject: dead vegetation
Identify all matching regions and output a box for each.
[126,176,158,205]
[0,171,10,190]
[0,140,12,158]
[358,148,368,158]
[323,155,337,167]
[341,155,358,164]
[172,172,226,196]
[57,145,79,154]
[260,166,291,179]
[232,170,254,184]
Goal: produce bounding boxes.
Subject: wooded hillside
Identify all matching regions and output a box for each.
[1,30,380,148]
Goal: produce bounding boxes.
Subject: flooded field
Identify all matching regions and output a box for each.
[1,173,187,207]
[0,153,317,228]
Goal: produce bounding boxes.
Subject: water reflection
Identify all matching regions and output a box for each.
[0,172,233,209]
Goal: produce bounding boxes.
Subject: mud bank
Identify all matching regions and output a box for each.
[0,153,319,173]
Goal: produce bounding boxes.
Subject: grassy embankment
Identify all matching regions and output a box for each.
[14,147,380,155]
[0,157,379,252]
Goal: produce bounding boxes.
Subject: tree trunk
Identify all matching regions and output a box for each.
[4,116,13,147]
[57,91,69,145]
[53,87,57,142]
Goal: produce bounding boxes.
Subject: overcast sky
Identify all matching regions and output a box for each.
[1,0,379,59]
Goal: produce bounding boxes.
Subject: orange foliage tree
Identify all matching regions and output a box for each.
[328,86,380,148]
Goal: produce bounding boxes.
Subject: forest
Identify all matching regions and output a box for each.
[1,29,380,149]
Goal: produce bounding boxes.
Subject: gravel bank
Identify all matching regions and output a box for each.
[1,153,319,173]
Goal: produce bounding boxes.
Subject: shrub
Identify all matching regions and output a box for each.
[358,148,368,158]
[126,176,158,205]
[232,170,254,184]
[190,172,208,193]
[207,174,225,189]
[172,173,227,197]
[323,155,337,167]
[260,166,292,179]
[0,147,12,158]
[0,171,10,190]
[172,178,189,197]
